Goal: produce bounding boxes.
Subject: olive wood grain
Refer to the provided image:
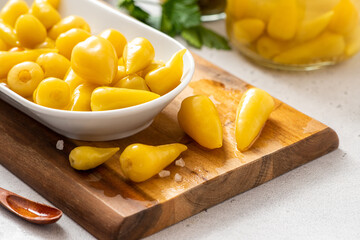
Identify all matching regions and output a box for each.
[0,53,339,240]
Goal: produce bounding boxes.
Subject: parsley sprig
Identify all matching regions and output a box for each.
[118,0,230,50]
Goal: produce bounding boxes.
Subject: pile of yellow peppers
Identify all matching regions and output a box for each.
[0,0,277,183]
[70,87,275,183]
[226,0,360,65]
[0,0,186,111]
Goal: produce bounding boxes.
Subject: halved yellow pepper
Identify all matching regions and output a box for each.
[145,49,186,95]
[328,0,359,35]
[15,14,47,48]
[274,32,345,64]
[91,87,160,111]
[119,143,187,182]
[56,28,91,59]
[69,146,119,171]
[232,18,265,45]
[267,0,299,41]
[123,37,155,74]
[113,74,150,91]
[68,83,97,111]
[178,95,223,149]
[296,11,334,42]
[235,88,274,152]
[0,0,29,27]
[71,36,117,85]
[0,20,18,47]
[36,52,70,79]
[7,61,44,98]
[48,15,91,40]
[34,77,70,109]
[0,48,57,79]
[30,0,61,30]
[99,29,127,59]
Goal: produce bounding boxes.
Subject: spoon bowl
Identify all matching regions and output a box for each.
[0,187,62,224]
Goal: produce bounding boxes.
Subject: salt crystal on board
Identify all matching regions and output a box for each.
[175,158,185,167]
[158,170,170,178]
[174,173,183,182]
[56,140,64,150]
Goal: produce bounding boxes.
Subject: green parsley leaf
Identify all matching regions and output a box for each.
[181,28,202,49]
[198,26,231,50]
[118,0,230,50]
[118,0,150,23]
[161,0,201,36]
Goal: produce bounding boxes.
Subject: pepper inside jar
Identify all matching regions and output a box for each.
[226,0,360,70]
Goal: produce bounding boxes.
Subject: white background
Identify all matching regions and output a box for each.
[1,1,360,240]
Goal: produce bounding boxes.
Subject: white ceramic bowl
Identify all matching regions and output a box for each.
[0,0,195,141]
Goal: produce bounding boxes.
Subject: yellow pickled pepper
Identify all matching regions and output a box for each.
[90,87,160,111]
[267,0,299,41]
[0,38,8,51]
[296,11,334,42]
[232,18,265,45]
[0,0,29,27]
[123,37,155,74]
[99,29,127,58]
[328,0,359,35]
[0,48,57,79]
[48,15,91,40]
[345,26,360,57]
[145,49,186,95]
[113,74,150,91]
[34,77,70,109]
[35,37,55,49]
[30,0,61,30]
[36,52,70,79]
[35,0,60,9]
[68,83,98,111]
[274,32,345,64]
[0,20,18,47]
[7,61,44,97]
[69,146,119,171]
[256,36,289,59]
[235,88,274,152]
[119,143,187,182]
[15,14,47,48]
[177,95,223,149]
[56,28,91,59]
[71,36,117,85]
[64,68,85,93]
[111,65,127,86]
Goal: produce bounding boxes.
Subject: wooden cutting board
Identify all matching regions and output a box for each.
[0,54,338,240]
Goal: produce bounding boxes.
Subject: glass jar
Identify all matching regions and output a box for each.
[199,0,227,21]
[226,0,360,71]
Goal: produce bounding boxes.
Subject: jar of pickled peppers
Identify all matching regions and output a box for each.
[226,0,360,70]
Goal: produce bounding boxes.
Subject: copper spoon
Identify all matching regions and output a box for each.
[0,187,62,224]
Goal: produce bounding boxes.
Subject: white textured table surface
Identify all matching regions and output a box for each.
[1,6,360,240]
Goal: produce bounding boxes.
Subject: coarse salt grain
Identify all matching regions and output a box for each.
[175,158,185,167]
[56,140,64,150]
[158,170,170,178]
[174,173,182,182]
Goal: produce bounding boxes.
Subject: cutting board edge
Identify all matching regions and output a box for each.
[114,126,339,239]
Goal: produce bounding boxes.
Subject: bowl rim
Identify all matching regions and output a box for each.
[0,0,195,118]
